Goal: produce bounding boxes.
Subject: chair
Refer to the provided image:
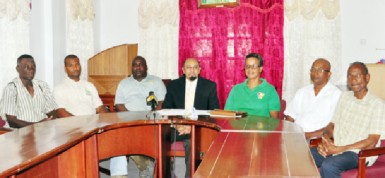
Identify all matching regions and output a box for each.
[279,99,286,120]
[0,127,12,135]
[310,138,385,178]
[0,116,5,128]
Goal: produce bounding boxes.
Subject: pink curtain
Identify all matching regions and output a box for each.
[179,0,284,108]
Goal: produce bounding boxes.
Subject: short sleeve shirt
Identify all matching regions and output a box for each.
[115,75,166,111]
[224,78,280,117]
[54,78,103,116]
[1,77,58,122]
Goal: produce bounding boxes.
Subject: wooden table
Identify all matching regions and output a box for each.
[0,113,319,178]
[0,112,219,178]
[195,115,319,177]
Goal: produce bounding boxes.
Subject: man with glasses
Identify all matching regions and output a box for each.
[163,58,220,178]
[284,58,341,139]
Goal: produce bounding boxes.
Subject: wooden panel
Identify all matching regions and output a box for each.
[85,135,99,178]
[195,126,218,159]
[88,44,137,76]
[97,125,159,160]
[88,44,138,95]
[16,156,59,178]
[57,140,86,177]
[99,94,116,111]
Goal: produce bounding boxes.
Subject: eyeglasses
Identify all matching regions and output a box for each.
[245,64,260,69]
[184,66,200,70]
[310,68,330,73]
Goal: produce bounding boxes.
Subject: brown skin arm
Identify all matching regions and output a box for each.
[57,108,74,118]
[322,122,334,139]
[270,111,279,119]
[318,134,380,157]
[285,115,324,139]
[285,115,295,122]
[6,109,57,128]
[46,109,58,120]
[6,114,35,128]
[96,105,107,113]
[115,104,128,112]
[305,127,325,139]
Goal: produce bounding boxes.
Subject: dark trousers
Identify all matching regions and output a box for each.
[311,147,359,178]
[171,128,191,178]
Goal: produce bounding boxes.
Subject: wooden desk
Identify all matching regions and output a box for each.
[195,115,319,177]
[194,132,319,177]
[0,112,219,178]
[0,113,319,178]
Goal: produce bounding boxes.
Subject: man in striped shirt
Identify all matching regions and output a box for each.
[0,54,58,128]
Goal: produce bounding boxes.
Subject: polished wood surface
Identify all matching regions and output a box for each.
[202,115,302,132]
[0,112,219,178]
[0,113,318,178]
[195,115,320,177]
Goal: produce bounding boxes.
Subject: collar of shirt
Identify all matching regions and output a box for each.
[185,78,198,90]
[129,75,149,83]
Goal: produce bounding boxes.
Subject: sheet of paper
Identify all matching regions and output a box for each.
[157,109,210,116]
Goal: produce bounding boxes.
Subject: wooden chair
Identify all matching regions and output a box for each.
[310,138,385,178]
[0,127,12,135]
[279,99,286,120]
[0,116,5,128]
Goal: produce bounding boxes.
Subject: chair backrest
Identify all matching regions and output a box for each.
[162,79,171,87]
[279,99,286,120]
[0,116,5,128]
[376,140,385,162]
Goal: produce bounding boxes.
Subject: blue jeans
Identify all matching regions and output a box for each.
[311,147,359,178]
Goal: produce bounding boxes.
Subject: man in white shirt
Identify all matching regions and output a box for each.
[54,54,106,117]
[284,58,341,139]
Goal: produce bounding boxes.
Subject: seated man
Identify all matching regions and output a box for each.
[54,54,106,117]
[162,58,220,178]
[112,56,166,178]
[311,62,384,178]
[284,58,341,139]
[1,54,58,128]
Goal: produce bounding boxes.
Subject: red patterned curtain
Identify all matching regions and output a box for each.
[179,0,284,108]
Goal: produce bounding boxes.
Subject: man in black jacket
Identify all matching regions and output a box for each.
[163,58,219,177]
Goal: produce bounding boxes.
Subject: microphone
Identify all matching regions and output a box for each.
[146,91,158,111]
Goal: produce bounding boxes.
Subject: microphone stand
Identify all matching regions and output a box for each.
[151,100,156,118]
[151,99,157,177]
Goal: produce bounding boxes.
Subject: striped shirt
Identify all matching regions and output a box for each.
[1,77,58,123]
[332,91,384,166]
